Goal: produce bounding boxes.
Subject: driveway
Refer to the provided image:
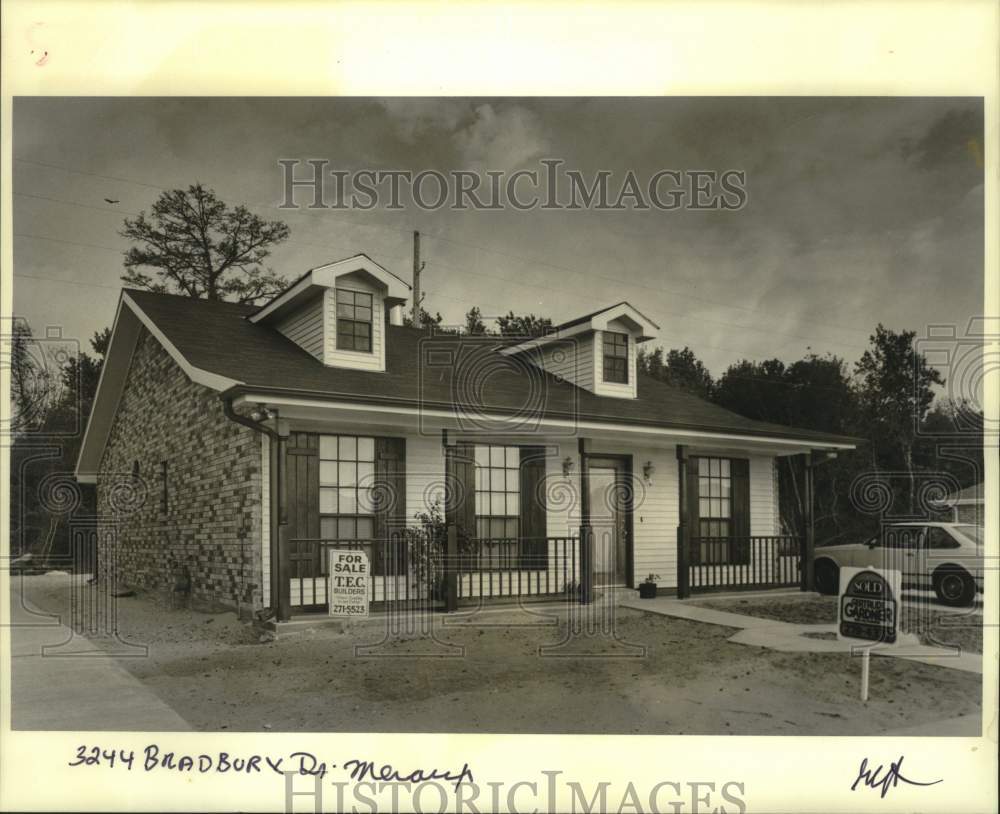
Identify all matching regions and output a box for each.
[8,574,190,730]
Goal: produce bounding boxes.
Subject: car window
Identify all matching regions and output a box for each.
[954,524,983,545]
[926,527,961,549]
[882,527,923,549]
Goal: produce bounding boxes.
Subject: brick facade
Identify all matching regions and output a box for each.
[97,328,264,612]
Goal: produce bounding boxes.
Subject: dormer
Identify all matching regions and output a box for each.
[250,254,410,372]
[500,302,658,399]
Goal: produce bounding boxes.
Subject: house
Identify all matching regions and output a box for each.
[75,253,857,620]
[943,483,984,526]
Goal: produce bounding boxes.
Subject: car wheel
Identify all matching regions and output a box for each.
[933,567,976,607]
[814,559,839,595]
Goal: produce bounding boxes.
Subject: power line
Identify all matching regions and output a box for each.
[14,232,121,254]
[14,191,142,217]
[14,157,873,349]
[13,272,124,290]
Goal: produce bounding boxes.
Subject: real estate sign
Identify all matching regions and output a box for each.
[837,566,900,645]
[328,550,370,618]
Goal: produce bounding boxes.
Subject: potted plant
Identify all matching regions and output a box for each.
[638,573,660,599]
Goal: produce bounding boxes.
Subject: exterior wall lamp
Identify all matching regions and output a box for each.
[642,460,655,485]
[562,456,575,478]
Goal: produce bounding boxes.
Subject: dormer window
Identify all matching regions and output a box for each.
[336,288,373,352]
[603,331,629,384]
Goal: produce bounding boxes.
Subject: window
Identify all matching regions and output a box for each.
[474,446,520,538]
[474,445,520,568]
[319,435,376,541]
[695,457,738,565]
[882,526,923,549]
[336,289,373,352]
[955,524,983,545]
[697,457,731,538]
[926,527,961,550]
[603,331,628,384]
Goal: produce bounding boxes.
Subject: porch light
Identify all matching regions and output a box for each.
[642,461,655,484]
[562,456,575,477]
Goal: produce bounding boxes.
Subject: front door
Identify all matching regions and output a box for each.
[586,457,631,587]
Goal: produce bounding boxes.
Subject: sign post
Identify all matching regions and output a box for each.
[328,549,370,618]
[837,566,901,702]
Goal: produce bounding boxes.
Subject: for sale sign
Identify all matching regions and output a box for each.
[837,566,900,644]
[328,550,369,618]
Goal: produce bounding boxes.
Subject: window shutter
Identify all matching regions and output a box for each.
[374,437,406,575]
[519,447,547,568]
[731,458,751,564]
[285,432,320,579]
[445,443,476,546]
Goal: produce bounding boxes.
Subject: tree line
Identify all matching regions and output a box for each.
[9,183,983,565]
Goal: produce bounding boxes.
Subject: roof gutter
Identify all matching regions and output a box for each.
[221,383,862,449]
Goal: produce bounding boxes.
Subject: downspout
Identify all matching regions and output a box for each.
[221,392,287,621]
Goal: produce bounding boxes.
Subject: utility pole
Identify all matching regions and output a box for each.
[411,230,425,328]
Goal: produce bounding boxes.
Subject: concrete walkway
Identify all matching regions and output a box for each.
[8,579,190,730]
[619,595,983,674]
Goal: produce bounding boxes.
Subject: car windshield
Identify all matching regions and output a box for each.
[954,525,983,545]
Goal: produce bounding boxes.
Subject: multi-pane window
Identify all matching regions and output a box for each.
[336,289,373,352]
[603,331,628,384]
[474,446,520,539]
[319,435,376,540]
[697,457,732,538]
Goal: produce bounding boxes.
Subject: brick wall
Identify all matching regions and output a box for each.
[97,328,264,611]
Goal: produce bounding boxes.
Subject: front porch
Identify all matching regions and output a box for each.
[241,397,835,621]
[273,528,808,619]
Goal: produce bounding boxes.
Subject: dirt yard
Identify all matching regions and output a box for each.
[14,574,982,735]
[692,593,985,655]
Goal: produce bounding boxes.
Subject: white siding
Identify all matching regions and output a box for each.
[324,272,386,371]
[587,440,679,589]
[591,320,639,399]
[275,295,324,359]
[749,454,777,536]
[276,424,781,598]
[405,433,447,520]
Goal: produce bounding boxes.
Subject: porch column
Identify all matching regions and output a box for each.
[676,445,691,599]
[801,451,816,593]
[275,434,292,622]
[578,437,593,604]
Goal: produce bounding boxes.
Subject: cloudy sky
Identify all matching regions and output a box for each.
[12,97,984,379]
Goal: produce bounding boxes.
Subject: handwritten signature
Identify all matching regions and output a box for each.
[852,755,942,798]
[343,758,474,791]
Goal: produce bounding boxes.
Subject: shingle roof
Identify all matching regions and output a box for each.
[552,301,659,331]
[125,289,858,446]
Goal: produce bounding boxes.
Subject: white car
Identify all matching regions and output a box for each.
[813,522,984,606]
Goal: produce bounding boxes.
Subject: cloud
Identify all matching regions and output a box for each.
[900,106,983,170]
[453,103,550,171]
[377,98,466,143]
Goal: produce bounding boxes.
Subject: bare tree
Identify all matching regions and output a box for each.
[121,183,290,303]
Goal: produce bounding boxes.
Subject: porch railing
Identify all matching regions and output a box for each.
[688,535,801,593]
[457,536,579,601]
[285,533,581,612]
[287,535,433,610]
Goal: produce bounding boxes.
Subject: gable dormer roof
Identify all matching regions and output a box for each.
[249,253,410,325]
[499,301,659,357]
